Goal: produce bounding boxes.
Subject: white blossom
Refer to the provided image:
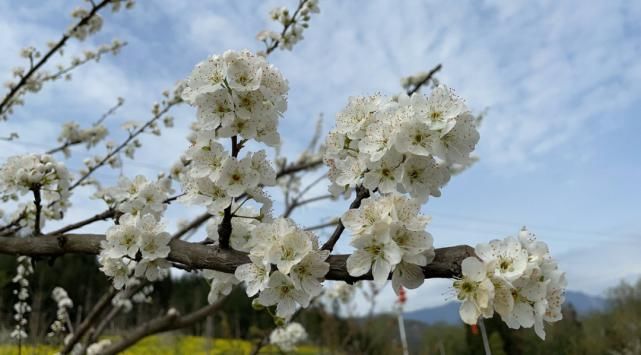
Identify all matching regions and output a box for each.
[182,49,288,146]
[346,224,402,285]
[452,229,566,339]
[104,175,170,219]
[11,256,33,340]
[203,270,239,304]
[289,250,330,297]
[431,113,480,164]
[134,258,170,282]
[257,271,310,318]
[235,256,271,297]
[475,236,528,282]
[269,322,308,352]
[410,84,467,133]
[362,148,403,193]
[453,257,495,324]
[217,157,259,197]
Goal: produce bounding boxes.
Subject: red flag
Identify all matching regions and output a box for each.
[398,287,407,304]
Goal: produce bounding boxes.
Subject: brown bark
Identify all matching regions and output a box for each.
[0,234,474,281]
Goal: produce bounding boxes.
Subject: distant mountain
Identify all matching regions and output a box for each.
[404,290,606,325]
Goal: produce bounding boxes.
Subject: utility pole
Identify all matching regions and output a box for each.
[478,318,492,355]
[397,287,410,355]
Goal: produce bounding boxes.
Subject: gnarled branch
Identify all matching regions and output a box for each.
[0,234,474,281]
[96,294,225,355]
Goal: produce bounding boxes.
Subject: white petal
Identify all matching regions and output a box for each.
[461,257,485,282]
[371,258,391,285]
[459,301,480,325]
[346,250,372,277]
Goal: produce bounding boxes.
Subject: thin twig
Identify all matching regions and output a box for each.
[218,136,240,249]
[46,97,125,155]
[265,0,309,55]
[321,186,369,252]
[0,0,113,118]
[87,282,146,345]
[47,208,114,235]
[32,186,42,235]
[275,158,323,179]
[283,193,333,218]
[171,212,211,241]
[97,296,228,355]
[69,101,178,191]
[60,288,118,354]
[304,218,339,231]
[94,97,125,126]
[406,64,443,96]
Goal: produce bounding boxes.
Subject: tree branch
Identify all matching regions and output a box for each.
[46,97,125,156]
[321,185,369,252]
[47,208,115,235]
[406,64,443,96]
[60,287,118,354]
[31,185,42,235]
[275,158,323,179]
[171,212,211,241]
[69,100,178,190]
[304,218,339,231]
[0,234,474,281]
[97,299,226,355]
[86,282,147,345]
[283,193,333,218]
[218,136,240,249]
[265,0,309,55]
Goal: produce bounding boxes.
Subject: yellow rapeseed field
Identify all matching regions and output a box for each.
[0,335,321,354]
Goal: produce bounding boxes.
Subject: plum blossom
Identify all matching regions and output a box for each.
[452,228,566,340]
[257,271,310,318]
[269,322,308,352]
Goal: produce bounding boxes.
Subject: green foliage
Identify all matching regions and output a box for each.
[415,279,641,355]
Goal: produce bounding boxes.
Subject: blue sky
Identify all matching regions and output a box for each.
[1,0,640,313]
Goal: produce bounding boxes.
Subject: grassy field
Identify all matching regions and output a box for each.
[0,335,321,354]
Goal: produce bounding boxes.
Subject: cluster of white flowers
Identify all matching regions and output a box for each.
[325,282,355,303]
[257,0,320,52]
[204,206,263,249]
[177,49,286,219]
[453,228,566,340]
[181,49,288,147]
[178,131,276,217]
[68,7,104,41]
[203,270,239,304]
[11,256,33,340]
[48,287,74,338]
[269,322,308,352]
[57,121,108,154]
[99,175,172,219]
[0,154,71,200]
[232,218,329,319]
[98,175,171,289]
[111,281,155,313]
[99,212,171,289]
[0,154,72,232]
[342,193,434,292]
[324,86,479,202]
